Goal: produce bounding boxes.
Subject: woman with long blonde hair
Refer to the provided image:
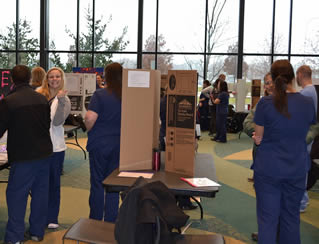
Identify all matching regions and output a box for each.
[37,67,71,229]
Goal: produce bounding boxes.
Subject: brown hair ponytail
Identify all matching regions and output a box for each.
[273,75,289,118]
[271,60,294,118]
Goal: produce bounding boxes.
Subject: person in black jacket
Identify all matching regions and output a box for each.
[0,65,53,244]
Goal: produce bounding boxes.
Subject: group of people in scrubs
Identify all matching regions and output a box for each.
[1,58,316,244]
[252,60,316,244]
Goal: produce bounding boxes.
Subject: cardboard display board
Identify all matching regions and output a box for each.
[161,74,168,89]
[64,73,96,117]
[251,79,261,109]
[234,79,247,112]
[165,70,198,177]
[119,69,161,171]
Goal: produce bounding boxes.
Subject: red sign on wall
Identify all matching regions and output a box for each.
[0,69,13,100]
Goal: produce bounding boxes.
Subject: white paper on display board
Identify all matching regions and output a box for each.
[235,79,246,112]
[65,74,82,95]
[128,71,150,88]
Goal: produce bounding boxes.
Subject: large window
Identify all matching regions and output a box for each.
[0,0,318,84]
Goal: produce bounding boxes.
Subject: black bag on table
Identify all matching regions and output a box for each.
[114,177,189,244]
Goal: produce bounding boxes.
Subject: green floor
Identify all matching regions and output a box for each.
[0,131,318,243]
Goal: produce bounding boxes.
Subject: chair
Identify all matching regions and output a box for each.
[63,218,225,244]
[175,234,225,244]
[62,218,116,244]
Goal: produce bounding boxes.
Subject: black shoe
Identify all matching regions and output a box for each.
[211,137,217,141]
[251,232,258,242]
[179,204,198,210]
[216,139,226,143]
[24,231,43,242]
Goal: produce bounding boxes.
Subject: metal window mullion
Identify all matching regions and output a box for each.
[237,0,245,79]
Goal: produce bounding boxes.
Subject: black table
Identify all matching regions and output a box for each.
[64,125,87,160]
[103,153,219,219]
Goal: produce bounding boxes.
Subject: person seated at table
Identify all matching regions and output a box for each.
[37,67,71,229]
[85,62,122,222]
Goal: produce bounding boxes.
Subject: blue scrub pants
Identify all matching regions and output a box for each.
[47,151,65,225]
[89,137,120,222]
[215,112,227,142]
[254,172,306,244]
[5,158,50,243]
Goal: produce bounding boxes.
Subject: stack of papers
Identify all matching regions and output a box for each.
[118,172,154,179]
[181,177,221,187]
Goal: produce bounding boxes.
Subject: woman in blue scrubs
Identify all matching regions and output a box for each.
[253,60,316,244]
[85,63,122,222]
[212,81,229,143]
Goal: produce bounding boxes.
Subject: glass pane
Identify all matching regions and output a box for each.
[19,0,40,50]
[244,56,271,81]
[111,54,137,69]
[205,55,236,83]
[143,0,156,52]
[244,0,273,53]
[168,55,203,85]
[290,57,319,81]
[0,52,16,68]
[49,0,77,51]
[158,0,205,52]
[292,0,319,54]
[94,53,114,68]
[95,0,137,52]
[142,54,155,70]
[79,0,93,51]
[18,52,40,67]
[79,53,92,67]
[0,1,16,50]
[48,52,76,72]
[207,0,239,53]
[274,0,290,54]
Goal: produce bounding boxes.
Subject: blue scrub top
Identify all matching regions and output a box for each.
[86,88,121,152]
[253,93,316,178]
[216,91,229,114]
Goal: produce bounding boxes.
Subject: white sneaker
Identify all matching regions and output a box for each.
[48,223,59,229]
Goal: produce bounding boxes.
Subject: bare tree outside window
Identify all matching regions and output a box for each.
[143,34,173,74]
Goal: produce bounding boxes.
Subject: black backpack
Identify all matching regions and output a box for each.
[114,177,189,244]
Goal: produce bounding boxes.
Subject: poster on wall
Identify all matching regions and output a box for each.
[72,67,103,76]
[0,69,13,100]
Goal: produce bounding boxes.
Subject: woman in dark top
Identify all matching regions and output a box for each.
[85,63,122,222]
[253,60,316,244]
[209,78,221,136]
[212,81,229,143]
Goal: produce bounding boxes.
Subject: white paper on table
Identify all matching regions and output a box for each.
[181,177,221,187]
[118,171,154,179]
[128,71,150,88]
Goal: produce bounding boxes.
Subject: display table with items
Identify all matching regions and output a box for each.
[103,153,220,219]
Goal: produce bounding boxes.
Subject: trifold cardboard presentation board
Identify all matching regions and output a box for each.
[119,69,161,171]
[64,73,96,117]
[161,74,168,89]
[165,70,198,177]
[251,79,261,109]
